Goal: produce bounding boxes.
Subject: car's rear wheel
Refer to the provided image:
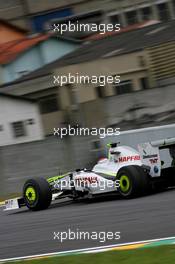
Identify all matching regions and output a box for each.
[23,177,52,211]
[117,165,149,198]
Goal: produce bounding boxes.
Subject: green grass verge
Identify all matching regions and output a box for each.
[7,245,175,264]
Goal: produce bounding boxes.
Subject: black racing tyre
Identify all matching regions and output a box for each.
[117,165,149,198]
[23,177,52,211]
[161,167,175,187]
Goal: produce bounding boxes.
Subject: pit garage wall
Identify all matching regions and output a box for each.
[0,135,102,196]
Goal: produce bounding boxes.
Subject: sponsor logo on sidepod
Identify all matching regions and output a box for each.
[118,155,141,163]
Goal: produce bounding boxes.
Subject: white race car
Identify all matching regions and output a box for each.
[4,137,175,211]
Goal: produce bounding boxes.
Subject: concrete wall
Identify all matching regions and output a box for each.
[103,83,175,129]
[103,124,175,149]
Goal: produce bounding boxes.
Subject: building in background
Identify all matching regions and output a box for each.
[0,0,102,31]
[0,0,175,196]
[0,93,43,146]
[0,0,175,33]
[104,0,175,26]
[0,19,27,44]
[0,20,175,134]
[0,34,80,84]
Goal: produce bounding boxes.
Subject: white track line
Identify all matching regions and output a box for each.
[0,236,175,263]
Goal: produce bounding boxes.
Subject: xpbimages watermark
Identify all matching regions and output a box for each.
[53,177,120,191]
[54,126,120,139]
[53,21,121,35]
[53,229,121,243]
[53,74,120,87]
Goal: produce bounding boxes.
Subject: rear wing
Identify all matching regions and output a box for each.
[138,137,175,177]
[150,137,175,149]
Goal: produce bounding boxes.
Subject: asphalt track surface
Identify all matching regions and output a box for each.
[0,189,175,260]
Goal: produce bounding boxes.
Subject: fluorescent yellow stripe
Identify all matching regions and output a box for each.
[113,243,149,251]
[48,173,70,183]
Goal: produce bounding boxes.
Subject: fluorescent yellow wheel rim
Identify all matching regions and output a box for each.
[120,175,131,193]
[25,187,37,202]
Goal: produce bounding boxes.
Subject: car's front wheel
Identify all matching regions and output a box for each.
[23,177,52,211]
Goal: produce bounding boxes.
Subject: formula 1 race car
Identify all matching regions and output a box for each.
[4,137,175,211]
